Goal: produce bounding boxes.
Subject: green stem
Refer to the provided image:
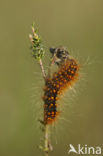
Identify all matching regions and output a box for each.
[44,125,49,156]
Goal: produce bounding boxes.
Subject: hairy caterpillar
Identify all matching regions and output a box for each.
[43,47,80,125]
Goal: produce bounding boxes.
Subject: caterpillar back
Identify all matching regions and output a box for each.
[43,47,80,125]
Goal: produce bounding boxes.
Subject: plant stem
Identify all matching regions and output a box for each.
[44,124,49,156]
[38,59,50,156]
[29,25,50,155]
[39,59,46,79]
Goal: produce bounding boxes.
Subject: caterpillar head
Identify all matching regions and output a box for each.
[50,46,69,66]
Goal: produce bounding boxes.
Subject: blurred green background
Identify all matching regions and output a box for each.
[0,0,103,156]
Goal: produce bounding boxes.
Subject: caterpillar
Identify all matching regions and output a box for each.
[43,47,80,125]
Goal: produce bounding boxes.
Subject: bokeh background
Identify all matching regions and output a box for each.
[0,0,103,156]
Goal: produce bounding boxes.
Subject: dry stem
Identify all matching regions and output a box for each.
[39,59,46,79]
